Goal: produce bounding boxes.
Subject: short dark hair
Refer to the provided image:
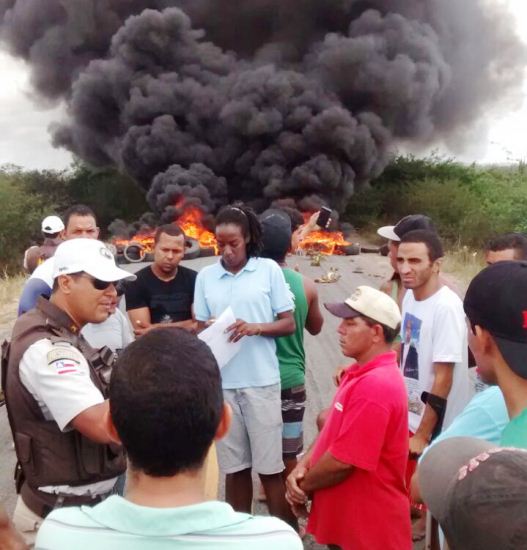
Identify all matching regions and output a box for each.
[63,204,97,228]
[215,203,263,258]
[154,223,185,244]
[278,207,304,232]
[400,229,444,261]
[109,328,223,477]
[485,233,527,260]
[362,315,400,344]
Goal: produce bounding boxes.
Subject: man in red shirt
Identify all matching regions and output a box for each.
[286,285,411,550]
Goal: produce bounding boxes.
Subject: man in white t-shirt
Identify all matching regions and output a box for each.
[397,229,469,537]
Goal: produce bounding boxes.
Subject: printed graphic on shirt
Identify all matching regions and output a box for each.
[402,312,423,416]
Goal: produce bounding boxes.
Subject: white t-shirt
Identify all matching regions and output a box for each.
[400,286,470,433]
[19,338,116,496]
[81,309,134,352]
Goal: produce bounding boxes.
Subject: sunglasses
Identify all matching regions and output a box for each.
[78,273,119,291]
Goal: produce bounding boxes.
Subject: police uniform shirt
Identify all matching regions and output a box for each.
[19,338,116,496]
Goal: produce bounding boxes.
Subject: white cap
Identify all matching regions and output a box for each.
[52,239,136,282]
[324,285,401,330]
[377,225,398,241]
[41,215,65,234]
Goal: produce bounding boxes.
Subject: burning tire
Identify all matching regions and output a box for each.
[336,243,361,256]
[184,237,201,260]
[123,242,147,263]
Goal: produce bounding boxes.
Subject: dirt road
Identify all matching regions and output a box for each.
[1,251,407,548]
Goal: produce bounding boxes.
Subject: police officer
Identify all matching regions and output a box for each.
[2,238,136,545]
[23,215,65,274]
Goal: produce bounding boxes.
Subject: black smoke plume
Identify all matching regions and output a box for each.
[1,1,525,222]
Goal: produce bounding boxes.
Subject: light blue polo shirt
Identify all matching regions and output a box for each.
[35,497,302,550]
[194,257,294,389]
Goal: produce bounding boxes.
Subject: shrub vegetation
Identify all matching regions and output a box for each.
[344,155,527,247]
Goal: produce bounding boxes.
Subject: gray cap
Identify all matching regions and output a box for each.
[419,437,527,550]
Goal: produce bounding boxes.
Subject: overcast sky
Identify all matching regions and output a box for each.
[0,0,526,171]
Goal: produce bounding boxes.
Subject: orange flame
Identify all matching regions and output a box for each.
[113,204,218,256]
[177,205,218,252]
[298,211,350,255]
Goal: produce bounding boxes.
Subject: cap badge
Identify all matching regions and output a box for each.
[99,246,113,260]
[350,288,362,302]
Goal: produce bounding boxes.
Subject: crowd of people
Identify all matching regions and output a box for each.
[2,203,527,550]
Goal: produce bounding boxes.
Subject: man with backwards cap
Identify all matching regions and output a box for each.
[285,286,411,550]
[463,260,527,448]
[2,238,136,545]
[23,215,65,274]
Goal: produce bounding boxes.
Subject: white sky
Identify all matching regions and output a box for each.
[0,0,525,170]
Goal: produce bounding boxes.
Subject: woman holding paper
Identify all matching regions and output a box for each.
[194,203,296,526]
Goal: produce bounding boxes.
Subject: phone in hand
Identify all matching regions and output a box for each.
[316,206,332,229]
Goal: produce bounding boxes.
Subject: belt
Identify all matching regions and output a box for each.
[21,482,108,519]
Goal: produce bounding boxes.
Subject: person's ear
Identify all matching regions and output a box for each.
[57,274,74,295]
[214,403,232,441]
[476,325,498,355]
[372,323,384,343]
[95,227,100,239]
[103,406,122,445]
[433,257,443,273]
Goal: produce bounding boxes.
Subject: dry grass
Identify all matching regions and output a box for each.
[442,245,484,293]
[0,272,25,340]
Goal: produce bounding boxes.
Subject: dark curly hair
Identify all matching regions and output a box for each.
[215,203,263,258]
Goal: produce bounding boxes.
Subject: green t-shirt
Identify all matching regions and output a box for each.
[276,268,309,390]
[500,408,527,448]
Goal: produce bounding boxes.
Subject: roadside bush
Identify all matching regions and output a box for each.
[344,156,527,248]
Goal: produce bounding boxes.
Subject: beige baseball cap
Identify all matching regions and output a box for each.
[53,238,136,282]
[324,285,401,329]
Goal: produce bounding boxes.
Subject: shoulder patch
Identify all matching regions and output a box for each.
[47,345,83,375]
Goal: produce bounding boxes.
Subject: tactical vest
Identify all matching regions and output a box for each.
[1,298,125,507]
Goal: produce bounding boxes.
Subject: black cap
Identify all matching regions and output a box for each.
[377,214,436,241]
[260,209,292,261]
[464,261,527,378]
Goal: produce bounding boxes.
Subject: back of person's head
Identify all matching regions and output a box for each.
[260,209,292,263]
[399,229,444,261]
[63,204,96,227]
[464,261,527,379]
[485,232,527,261]
[110,328,223,477]
[420,437,527,550]
[154,223,185,244]
[278,206,304,233]
[215,203,263,257]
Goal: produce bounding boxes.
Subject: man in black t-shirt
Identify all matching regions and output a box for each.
[125,224,197,335]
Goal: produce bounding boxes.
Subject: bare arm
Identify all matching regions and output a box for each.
[70,401,116,445]
[299,451,353,493]
[128,307,196,335]
[0,505,27,550]
[410,362,454,456]
[127,307,152,334]
[303,277,323,335]
[227,311,295,342]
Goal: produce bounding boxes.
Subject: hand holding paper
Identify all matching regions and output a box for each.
[198,306,242,369]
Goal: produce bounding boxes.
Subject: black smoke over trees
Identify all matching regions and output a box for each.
[0,1,525,222]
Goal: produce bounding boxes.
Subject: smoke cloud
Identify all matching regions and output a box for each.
[1,0,525,221]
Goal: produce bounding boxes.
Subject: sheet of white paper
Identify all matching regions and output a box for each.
[198,306,241,369]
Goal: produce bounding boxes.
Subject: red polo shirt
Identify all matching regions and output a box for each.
[307,351,411,550]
